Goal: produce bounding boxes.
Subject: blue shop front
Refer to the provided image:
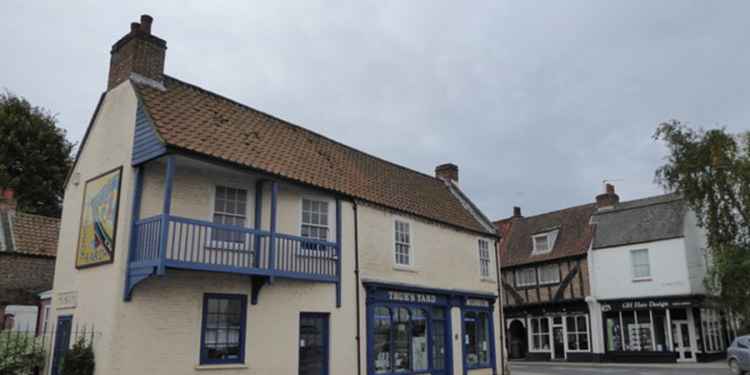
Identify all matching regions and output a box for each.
[364,281,499,375]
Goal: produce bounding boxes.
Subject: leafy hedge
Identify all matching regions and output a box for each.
[0,331,46,375]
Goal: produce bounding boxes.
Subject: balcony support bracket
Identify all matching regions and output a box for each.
[251,276,269,305]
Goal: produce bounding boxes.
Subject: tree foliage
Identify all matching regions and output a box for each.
[0,91,74,217]
[655,120,750,330]
[60,336,95,375]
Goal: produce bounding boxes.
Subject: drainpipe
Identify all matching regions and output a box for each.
[353,200,362,375]
[494,238,509,375]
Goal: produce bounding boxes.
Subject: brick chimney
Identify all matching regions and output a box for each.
[107,15,167,90]
[596,183,620,209]
[435,163,459,184]
[512,206,522,218]
[0,188,16,210]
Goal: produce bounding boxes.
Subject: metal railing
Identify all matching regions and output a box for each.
[131,214,339,282]
[0,324,98,375]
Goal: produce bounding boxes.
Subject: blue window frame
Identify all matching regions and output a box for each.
[200,294,247,365]
[463,310,492,369]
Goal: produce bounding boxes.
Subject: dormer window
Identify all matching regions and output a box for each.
[531,230,558,255]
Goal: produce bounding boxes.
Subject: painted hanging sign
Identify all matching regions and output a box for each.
[76,167,122,268]
[600,297,700,312]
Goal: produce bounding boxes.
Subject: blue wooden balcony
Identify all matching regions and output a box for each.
[126,214,341,302]
[124,155,343,305]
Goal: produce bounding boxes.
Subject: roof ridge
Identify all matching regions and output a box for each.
[493,201,596,223]
[159,75,446,184]
[595,193,682,215]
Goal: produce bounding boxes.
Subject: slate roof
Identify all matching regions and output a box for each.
[131,75,495,235]
[592,193,685,249]
[0,210,60,257]
[495,203,596,268]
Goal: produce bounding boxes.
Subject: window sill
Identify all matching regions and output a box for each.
[195,364,248,371]
[480,277,496,284]
[393,264,418,273]
[632,277,652,283]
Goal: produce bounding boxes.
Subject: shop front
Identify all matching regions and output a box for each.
[504,301,593,362]
[600,296,729,363]
[364,282,498,375]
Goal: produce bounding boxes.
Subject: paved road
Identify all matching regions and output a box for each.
[510,362,729,375]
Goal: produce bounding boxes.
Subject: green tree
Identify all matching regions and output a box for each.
[0,91,74,217]
[654,120,750,332]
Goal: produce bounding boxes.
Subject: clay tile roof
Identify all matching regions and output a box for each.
[495,203,596,268]
[9,212,61,256]
[132,75,494,235]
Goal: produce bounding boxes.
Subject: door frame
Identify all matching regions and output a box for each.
[551,322,566,360]
[671,320,696,362]
[299,312,330,375]
[51,315,73,375]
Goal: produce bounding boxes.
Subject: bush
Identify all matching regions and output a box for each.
[0,331,46,375]
[60,336,95,375]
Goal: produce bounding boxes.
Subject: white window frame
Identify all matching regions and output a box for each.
[478,239,491,279]
[393,218,413,268]
[565,314,590,353]
[298,195,335,257]
[538,264,560,285]
[531,230,558,255]
[514,268,537,287]
[630,248,651,281]
[208,184,251,249]
[528,316,551,352]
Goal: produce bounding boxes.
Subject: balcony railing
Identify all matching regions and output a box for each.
[126,214,340,299]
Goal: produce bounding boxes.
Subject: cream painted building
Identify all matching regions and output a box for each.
[49,15,504,375]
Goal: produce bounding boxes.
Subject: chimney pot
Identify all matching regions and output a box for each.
[140,14,153,34]
[513,206,522,218]
[0,187,16,210]
[130,22,140,34]
[435,163,459,183]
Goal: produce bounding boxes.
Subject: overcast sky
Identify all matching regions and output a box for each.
[2,1,749,219]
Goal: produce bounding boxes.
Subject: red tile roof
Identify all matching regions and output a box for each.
[132,76,494,235]
[7,212,60,257]
[495,203,595,268]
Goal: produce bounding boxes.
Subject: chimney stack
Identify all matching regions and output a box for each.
[512,206,522,218]
[596,183,620,209]
[108,14,167,90]
[0,187,16,210]
[435,163,459,184]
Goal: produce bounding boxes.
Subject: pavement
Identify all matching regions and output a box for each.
[510,361,729,375]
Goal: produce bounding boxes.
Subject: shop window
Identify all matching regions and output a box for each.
[411,309,428,371]
[604,312,623,351]
[212,186,248,243]
[514,268,537,287]
[529,317,550,351]
[431,308,446,370]
[538,264,560,285]
[393,308,411,371]
[652,310,668,351]
[463,311,490,368]
[200,294,246,365]
[565,315,589,351]
[701,309,724,353]
[478,239,491,278]
[373,307,392,374]
[630,249,651,280]
[394,220,411,266]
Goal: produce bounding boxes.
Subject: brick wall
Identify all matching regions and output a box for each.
[0,253,55,306]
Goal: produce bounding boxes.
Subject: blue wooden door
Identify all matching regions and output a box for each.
[299,313,329,375]
[51,315,73,375]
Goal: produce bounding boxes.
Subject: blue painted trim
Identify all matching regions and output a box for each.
[132,100,167,165]
[157,155,175,275]
[124,166,146,301]
[460,307,497,374]
[299,313,330,375]
[253,180,263,268]
[268,181,278,280]
[200,293,247,365]
[335,197,342,308]
[51,315,73,375]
